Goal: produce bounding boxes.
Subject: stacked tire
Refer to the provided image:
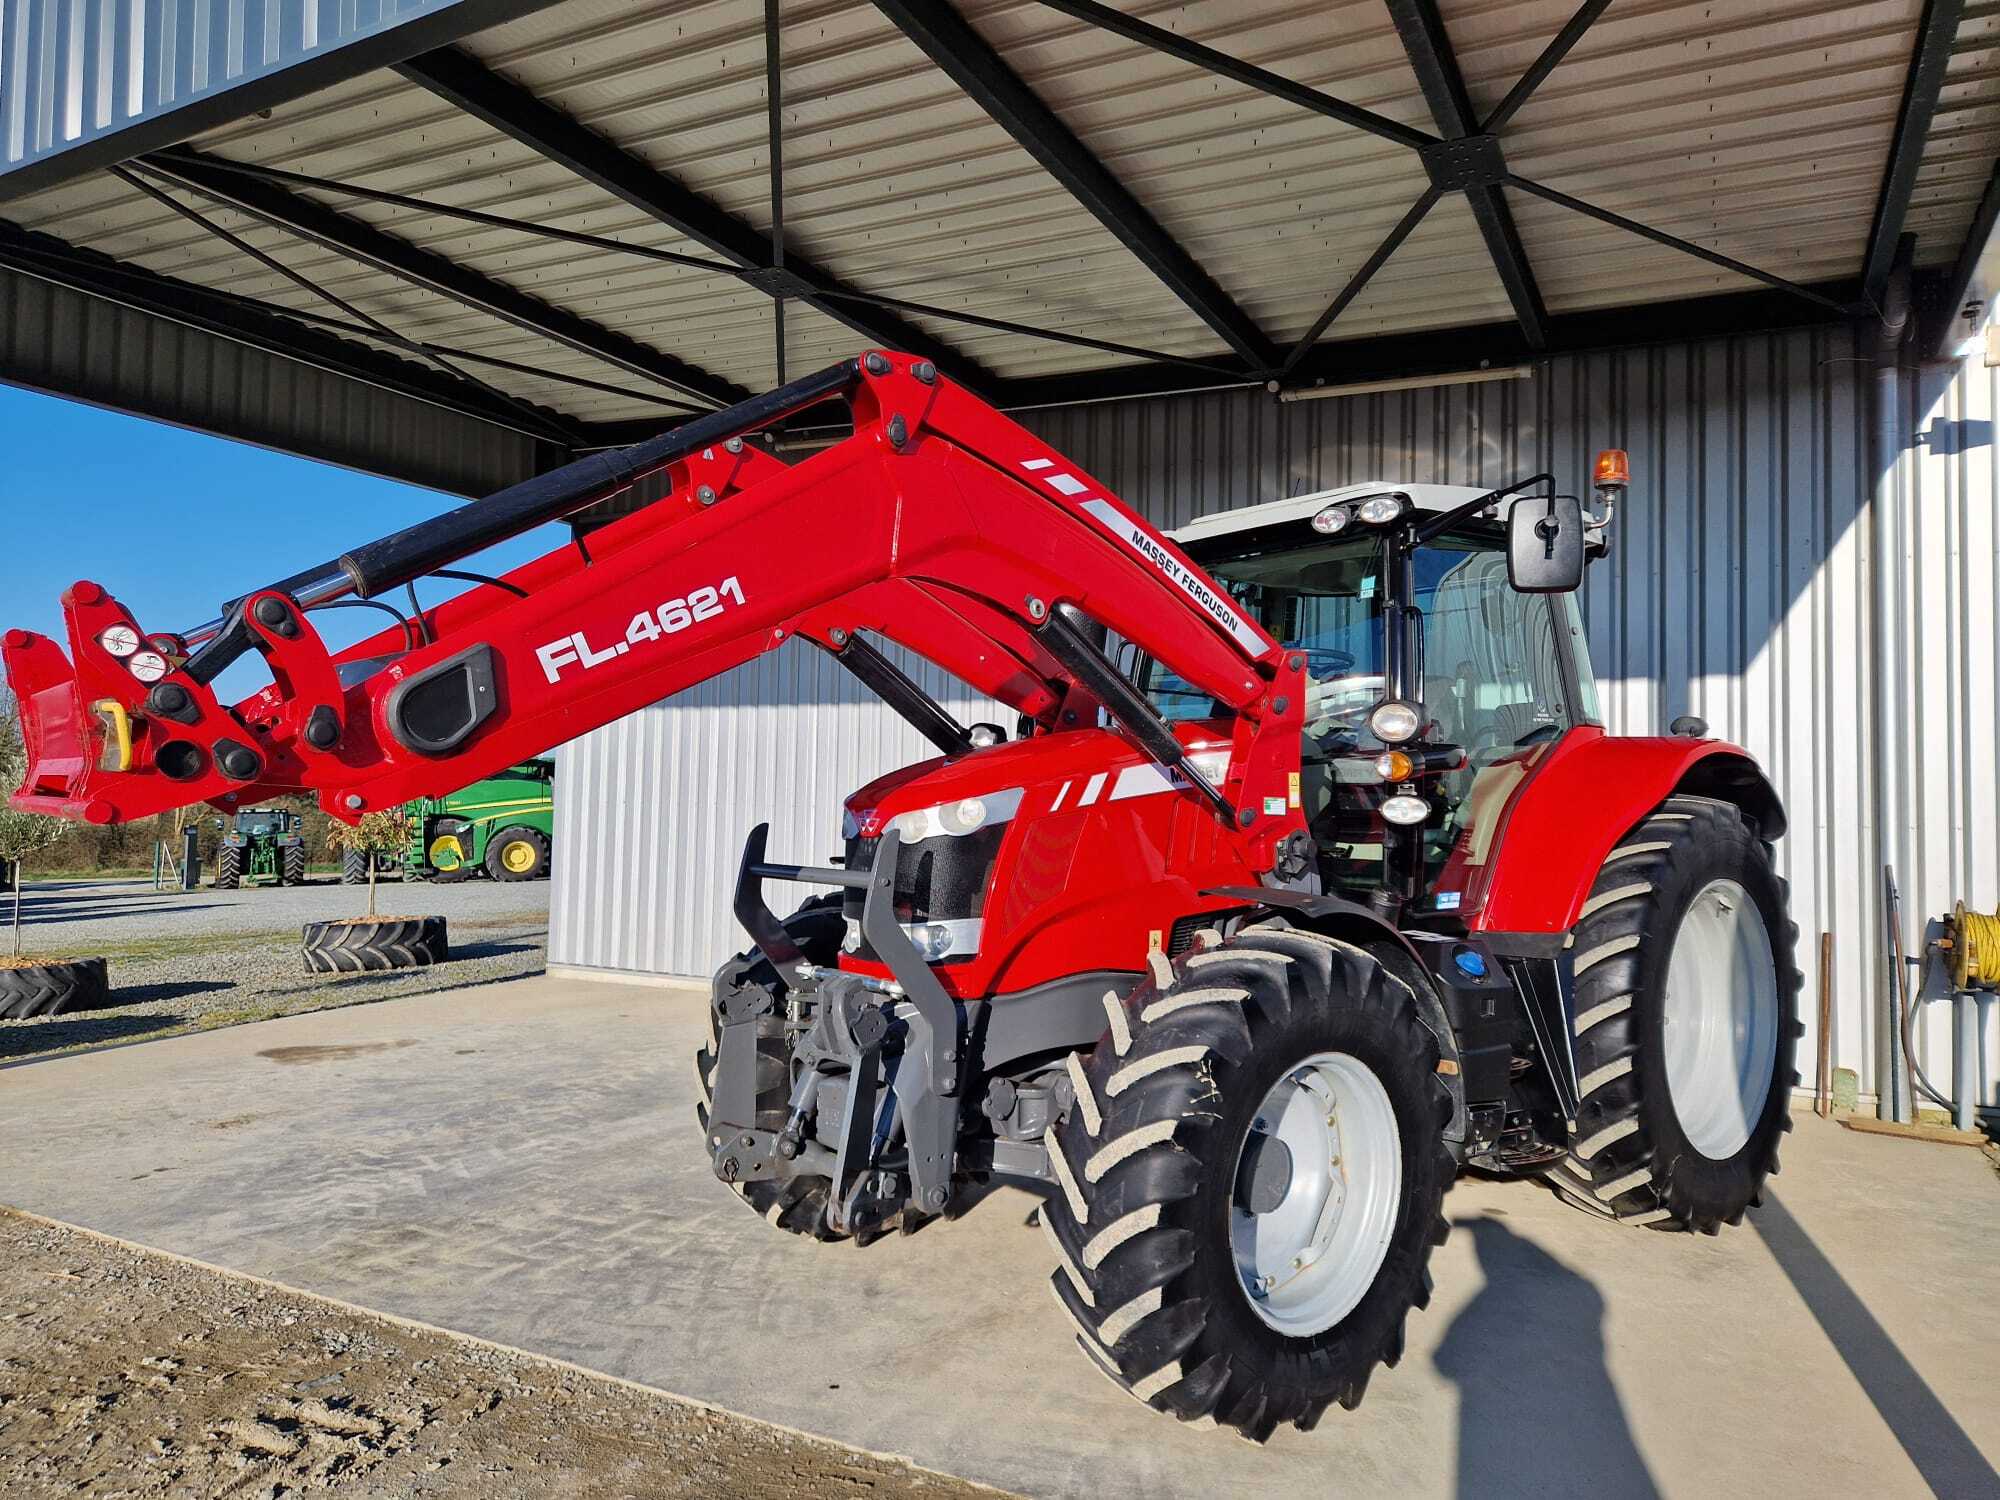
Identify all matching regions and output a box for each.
[302,917,448,973]
[0,958,110,1018]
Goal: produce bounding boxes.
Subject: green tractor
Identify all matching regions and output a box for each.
[214,808,307,889]
[341,759,555,885]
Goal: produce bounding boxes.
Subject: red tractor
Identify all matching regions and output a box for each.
[5,354,1798,1439]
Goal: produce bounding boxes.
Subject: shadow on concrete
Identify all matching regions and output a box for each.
[1754,1190,1996,1497]
[1433,1214,1659,1500]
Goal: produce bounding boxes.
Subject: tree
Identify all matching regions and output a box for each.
[324,809,412,920]
[0,692,68,959]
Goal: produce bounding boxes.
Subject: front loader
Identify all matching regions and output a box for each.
[4,353,1798,1439]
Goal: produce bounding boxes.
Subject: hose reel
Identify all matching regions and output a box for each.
[1942,900,2000,993]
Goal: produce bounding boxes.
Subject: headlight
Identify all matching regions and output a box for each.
[1369,700,1422,743]
[966,722,1007,749]
[1356,492,1410,526]
[903,919,982,960]
[1310,504,1351,535]
[888,786,1024,841]
[1381,793,1430,826]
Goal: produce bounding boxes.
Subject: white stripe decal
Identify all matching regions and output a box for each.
[1021,457,1055,471]
[1079,772,1108,807]
[1050,780,1072,812]
[1079,498,1268,655]
[1046,472,1089,496]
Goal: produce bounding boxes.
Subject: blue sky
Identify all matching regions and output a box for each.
[0,385,565,702]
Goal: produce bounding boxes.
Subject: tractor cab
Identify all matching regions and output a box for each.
[1147,469,1615,923]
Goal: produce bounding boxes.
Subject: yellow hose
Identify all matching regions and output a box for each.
[1945,900,2000,991]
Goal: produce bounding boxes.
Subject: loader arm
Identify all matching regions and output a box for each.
[5,354,1308,871]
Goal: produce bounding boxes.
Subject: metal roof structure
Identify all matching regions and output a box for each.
[3,0,1999,486]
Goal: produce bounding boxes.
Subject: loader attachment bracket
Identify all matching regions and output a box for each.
[732,824,965,1219]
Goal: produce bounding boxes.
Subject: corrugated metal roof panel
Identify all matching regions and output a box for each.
[6,0,1997,424]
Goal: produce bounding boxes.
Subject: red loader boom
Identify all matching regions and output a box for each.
[5,353,1303,872]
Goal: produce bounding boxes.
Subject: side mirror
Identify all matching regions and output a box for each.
[1507,493,1584,593]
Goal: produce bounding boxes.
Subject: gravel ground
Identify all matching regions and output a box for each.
[0,1209,1006,1499]
[0,878,549,1063]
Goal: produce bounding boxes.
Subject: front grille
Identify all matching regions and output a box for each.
[841,826,1004,962]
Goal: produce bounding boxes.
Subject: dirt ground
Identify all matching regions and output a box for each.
[0,1210,1009,1500]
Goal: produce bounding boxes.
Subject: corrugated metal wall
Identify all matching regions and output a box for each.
[551,324,1999,1110]
[1,0,480,182]
[0,263,538,494]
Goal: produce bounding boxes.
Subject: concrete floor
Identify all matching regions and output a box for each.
[2,975,1994,1500]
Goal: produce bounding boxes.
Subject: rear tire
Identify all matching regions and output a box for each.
[281,845,306,886]
[695,893,848,1241]
[1549,796,1802,1231]
[214,847,241,890]
[485,827,550,882]
[1041,922,1452,1440]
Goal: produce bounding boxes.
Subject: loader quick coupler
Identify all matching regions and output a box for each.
[711,823,968,1235]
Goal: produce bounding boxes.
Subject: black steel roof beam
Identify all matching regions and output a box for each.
[1505,176,1858,313]
[1386,0,1549,350]
[1282,188,1443,374]
[144,145,746,410]
[995,277,1867,409]
[1924,155,2000,355]
[874,0,1280,371]
[1863,0,1965,306]
[397,45,987,388]
[114,163,584,448]
[1481,0,1614,133]
[1032,0,1435,150]
[159,154,1229,376]
[0,222,578,443]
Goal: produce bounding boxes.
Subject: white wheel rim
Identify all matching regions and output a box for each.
[1662,878,1779,1159]
[1229,1051,1401,1337]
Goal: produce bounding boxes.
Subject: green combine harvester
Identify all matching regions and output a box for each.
[214,808,307,889]
[341,759,556,885]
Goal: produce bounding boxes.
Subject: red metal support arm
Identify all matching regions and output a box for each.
[6,354,1299,843]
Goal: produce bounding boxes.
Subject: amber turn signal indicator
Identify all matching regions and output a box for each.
[1594,448,1630,487]
[1374,749,1415,782]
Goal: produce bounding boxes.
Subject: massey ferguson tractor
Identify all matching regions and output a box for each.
[4,353,1798,1439]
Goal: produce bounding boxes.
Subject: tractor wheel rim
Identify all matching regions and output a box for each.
[1662,878,1778,1159]
[502,841,535,872]
[1229,1051,1401,1337]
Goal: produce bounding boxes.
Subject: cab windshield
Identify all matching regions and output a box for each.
[1140,523,1598,904]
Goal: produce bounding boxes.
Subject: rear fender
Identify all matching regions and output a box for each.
[1470,729,1785,937]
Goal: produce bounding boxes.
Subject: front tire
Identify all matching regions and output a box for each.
[340,850,369,886]
[281,845,307,886]
[1550,796,1802,1231]
[214,847,241,890]
[1041,923,1452,1440]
